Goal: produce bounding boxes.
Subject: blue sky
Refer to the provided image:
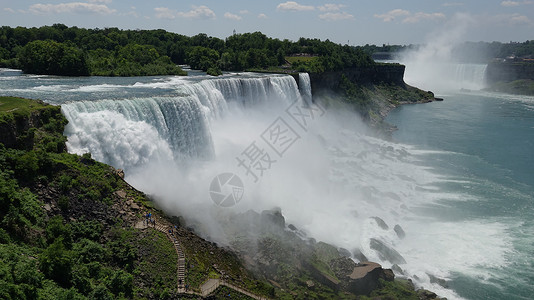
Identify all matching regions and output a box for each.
[0,1,532,45]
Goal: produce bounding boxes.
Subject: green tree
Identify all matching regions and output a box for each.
[19,40,89,76]
[187,46,219,71]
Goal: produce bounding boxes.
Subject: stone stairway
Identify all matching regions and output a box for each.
[153,223,186,292]
[143,218,270,299]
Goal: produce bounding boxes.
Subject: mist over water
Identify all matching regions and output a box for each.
[389,14,534,300]
[2,67,532,299]
[399,14,488,93]
[56,75,496,300]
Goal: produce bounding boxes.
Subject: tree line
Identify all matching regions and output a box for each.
[361,40,534,63]
[0,24,374,76]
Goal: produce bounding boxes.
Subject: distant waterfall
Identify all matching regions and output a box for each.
[453,63,487,90]
[403,61,488,92]
[62,74,308,170]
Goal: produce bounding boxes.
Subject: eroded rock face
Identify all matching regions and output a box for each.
[344,262,394,295]
[260,208,285,230]
[394,224,406,239]
[353,248,369,262]
[369,238,407,265]
[372,217,389,230]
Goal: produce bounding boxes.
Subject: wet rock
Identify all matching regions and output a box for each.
[369,238,407,264]
[372,217,389,230]
[382,269,395,281]
[417,289,439,300]
[394,224,406,239]
[428,274,449,288]
[353,248,368,262]
[338,247,351,258]
[346,262,388,295]
[261,208,285,229]
[391,264,404,275]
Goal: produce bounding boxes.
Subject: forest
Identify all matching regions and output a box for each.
[0,24,374,76]
[361,40,534,63]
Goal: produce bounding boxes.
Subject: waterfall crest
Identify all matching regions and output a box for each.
[62,74,309,170]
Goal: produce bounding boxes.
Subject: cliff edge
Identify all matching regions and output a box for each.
[306,64,437,133]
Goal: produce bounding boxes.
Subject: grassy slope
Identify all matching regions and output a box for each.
[0,97,179,299]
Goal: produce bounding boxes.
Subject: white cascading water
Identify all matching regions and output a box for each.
[401,60,488,92]
[298,72,313,104]
[59,72,498,300]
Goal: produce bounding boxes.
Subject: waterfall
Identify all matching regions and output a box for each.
[453,63,488,90]
[62,74,308,170]
[298,73,312,105]
[402,60,488,92]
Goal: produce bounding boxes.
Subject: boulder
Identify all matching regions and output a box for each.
[338,248,352,258]
[369,238,407,264]
[372,217,389,230]
[428,274,449,288]
[353,248,368,262]
[115,190,127,199]
[391,264,404,275]
[394,224,406,239]
[346,262,392,295]
[417,289,439,300]
[261,208,285,229]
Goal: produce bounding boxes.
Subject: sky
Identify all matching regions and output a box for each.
[0,0,532,45]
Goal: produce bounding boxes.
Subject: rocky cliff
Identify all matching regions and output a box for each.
[303,64,435,133]
[308,63,406,94]
[485,61,534,84]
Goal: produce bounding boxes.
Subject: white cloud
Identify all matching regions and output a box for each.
[177,5,216,19]
[29,2,116,15]
[224,12,242,21]
[258,13,268,19]
[510,13,532,24]
[154,7,175,19]
[239,10,250,15]
[277,1,315,12]
[374,9,410,22]
[375,9,446,24]
[319,12,354,21]
[403,12,446,24]
[501,1,533,6]
[4,8,15,13]
[318,4,346,12]
[88,0,112,3]
[442,2,464,6]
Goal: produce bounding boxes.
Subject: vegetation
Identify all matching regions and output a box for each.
[0,25,373,76]
[485,79,534,96]
[19,40,89,76]
[0,97,180,299]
